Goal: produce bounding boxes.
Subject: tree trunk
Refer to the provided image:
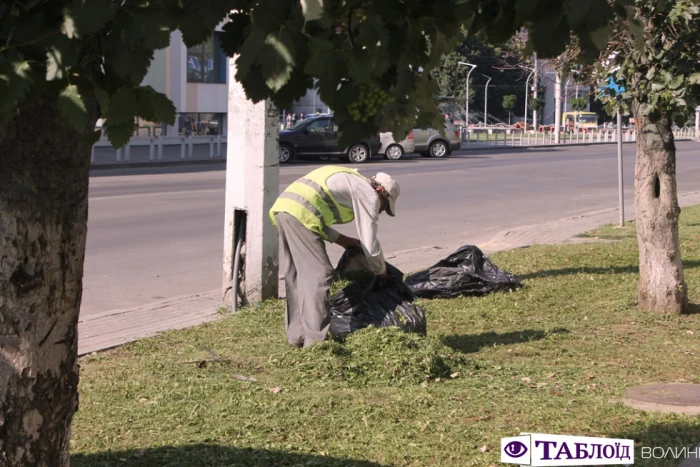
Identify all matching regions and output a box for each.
[633,103,688,313]
[0,89,96,464]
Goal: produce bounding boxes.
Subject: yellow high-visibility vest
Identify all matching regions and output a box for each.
[269,166,364,239]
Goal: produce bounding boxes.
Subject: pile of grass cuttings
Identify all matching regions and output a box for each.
[273,326,472,386]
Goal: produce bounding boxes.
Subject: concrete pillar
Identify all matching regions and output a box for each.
[222,57,280,307]
[554,71,562,144]
[695,107,699,140]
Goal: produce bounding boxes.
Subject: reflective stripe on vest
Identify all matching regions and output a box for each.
[269,166,364,239]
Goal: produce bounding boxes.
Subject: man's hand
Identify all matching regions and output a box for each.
[336,234,362,250]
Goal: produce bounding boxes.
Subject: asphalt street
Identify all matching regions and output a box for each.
[83,142,700,316]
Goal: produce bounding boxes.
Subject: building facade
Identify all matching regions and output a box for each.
[135,24,229,138]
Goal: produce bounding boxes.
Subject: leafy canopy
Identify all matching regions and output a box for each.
[0,0,640,147]
[502,94,517,111]
[570,97,588,112]
[529,97,545,111]
[594,0,700,122]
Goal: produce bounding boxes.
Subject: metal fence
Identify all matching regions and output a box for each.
[458,126,697,147]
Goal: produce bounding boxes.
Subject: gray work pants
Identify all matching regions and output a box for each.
[275,213,334,347]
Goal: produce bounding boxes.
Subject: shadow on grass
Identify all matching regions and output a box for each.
[684,303,700,316]
[518,265,639,280]
[519,260,700,281]
[72,444,388,467]
[441,328,570,354]
[612,420,700,463]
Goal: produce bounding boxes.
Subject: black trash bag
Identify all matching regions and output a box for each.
[404,245,521,299]
[329,249,427,338]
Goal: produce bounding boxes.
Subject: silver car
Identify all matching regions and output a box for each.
[379,132,416,160]
[413,121,462,158]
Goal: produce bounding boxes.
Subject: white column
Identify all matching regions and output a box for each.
[222,57,280,307]
[554,71,562,144]
[695,107,699,140]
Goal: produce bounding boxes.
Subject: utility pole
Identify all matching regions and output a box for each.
[695,106,700,140]
[554,70,562,144]
[222,57,280,308]
[617,109,625,227]
[532,58,538,132]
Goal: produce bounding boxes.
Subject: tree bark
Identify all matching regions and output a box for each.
[633,103,688,313]
[0,89,96,463]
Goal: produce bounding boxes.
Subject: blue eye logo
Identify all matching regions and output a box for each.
[504,441,528,458]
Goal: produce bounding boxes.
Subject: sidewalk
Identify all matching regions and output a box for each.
[77,191,700,355]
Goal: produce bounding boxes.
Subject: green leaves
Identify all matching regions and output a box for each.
[502,94,517,112]
[0,57,39,114]
[62,0,113,39]
[58,84,89,130]
[135,86,176,126]
[46,36,78,81]
[101,86,175,148]
[220,13,251,56]
[178,0,248,47]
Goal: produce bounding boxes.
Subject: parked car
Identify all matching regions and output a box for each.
[278,115,381,164]
[413,121,462,158]
[379,131,416,160]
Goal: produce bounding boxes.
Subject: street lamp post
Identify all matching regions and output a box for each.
[564,77,571,112]
[482,74,492,126]
[458,62,477,128]
[524,70,535,129]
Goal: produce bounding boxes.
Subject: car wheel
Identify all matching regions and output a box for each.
[279,144,293,163]
[429,140,449,158]
[347,144,370,163]
[384,144,404,161]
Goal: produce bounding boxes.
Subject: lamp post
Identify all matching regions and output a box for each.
[458,62,477,128]
[564,77,571,112]
[524,70,535,129]
[482,74,492,126]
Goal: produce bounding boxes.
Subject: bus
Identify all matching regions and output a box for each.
[562,111,598,132]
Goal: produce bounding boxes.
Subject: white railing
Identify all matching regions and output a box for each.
[91,135,227,165]
[459,126,697,147]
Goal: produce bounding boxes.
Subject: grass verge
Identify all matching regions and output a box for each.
[71,207,700,466]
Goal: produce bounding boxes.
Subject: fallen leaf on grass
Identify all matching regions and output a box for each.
[450,372,460,378]
[480,444,489,453]
[547,372,556,379]
[521,377,531,383]
[270,387,282,394]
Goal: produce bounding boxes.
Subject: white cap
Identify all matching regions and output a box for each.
[373,172,400,217]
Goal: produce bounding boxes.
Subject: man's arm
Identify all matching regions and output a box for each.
[351,193,387,277]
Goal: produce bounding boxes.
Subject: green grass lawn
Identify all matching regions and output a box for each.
[71,207,700,466]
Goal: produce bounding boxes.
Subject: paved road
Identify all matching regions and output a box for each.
[83,142,700,316]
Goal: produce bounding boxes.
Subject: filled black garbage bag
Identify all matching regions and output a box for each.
[404,245,521,299]
[329,249,427,338]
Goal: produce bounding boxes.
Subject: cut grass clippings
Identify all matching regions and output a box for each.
[71,206,700,466]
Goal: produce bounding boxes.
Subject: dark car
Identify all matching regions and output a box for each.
[278,115,381,164]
